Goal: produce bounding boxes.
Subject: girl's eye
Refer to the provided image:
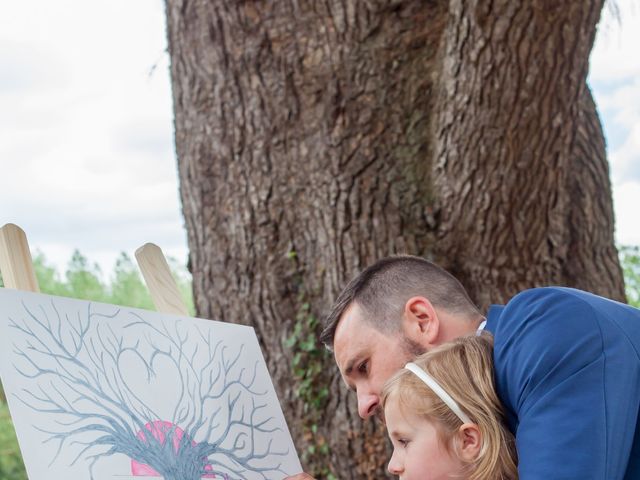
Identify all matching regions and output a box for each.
[398,438,410,447]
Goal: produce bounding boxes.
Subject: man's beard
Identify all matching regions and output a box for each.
[401,335,427,359]
[373,335,427,423]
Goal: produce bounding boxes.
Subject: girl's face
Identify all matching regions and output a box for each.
[385,396,467,480]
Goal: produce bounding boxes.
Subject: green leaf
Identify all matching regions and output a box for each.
[284,335,297,348]
[620,245,640,307]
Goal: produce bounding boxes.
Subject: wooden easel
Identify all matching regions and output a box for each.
[0,223,189,316]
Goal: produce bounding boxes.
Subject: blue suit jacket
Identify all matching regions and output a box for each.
[486,287,640,479]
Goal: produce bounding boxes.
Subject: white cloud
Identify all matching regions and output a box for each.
[590,0,640,82]
[608,122,640,185]
[594,75,640,184]
[614,182,640,245]
[0,0,185,275]
[590,1,640,247]
[0,41,68,94]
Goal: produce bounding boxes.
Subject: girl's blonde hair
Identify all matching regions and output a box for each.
[381,333,518,480]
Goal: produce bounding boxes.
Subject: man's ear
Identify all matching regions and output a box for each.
[456,423,482,462]
[402,296,439,346]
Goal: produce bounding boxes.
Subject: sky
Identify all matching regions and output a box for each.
[0,0,638,277]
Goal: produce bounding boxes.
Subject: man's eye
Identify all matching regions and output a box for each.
[358,361,368,374]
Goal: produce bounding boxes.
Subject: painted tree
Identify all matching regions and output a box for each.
[165,0,625,477]
[10,299,291,480]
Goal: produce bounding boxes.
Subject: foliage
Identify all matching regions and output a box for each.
[620,245,640,307]
[284,251,336,480]
[108,252,155,310]
[64,250,109,302]
[24,250,194,314]
[285,297,335,480]
[29,253,66,296]
[0,398,27,480]
[287,301,329,410]
[0,249,194,479]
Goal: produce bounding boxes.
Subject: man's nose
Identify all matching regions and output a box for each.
[357,392,379,419]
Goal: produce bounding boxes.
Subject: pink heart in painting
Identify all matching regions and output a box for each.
[131,420,216,478]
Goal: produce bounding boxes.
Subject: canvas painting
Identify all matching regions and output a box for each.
[0,289,302,480]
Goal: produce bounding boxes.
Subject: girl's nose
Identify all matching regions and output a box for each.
[387,451,403,475]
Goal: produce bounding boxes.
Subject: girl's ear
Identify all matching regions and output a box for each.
[456,423,482,462]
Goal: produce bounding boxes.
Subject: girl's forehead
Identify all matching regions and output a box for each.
[391,383,434,409]
[385,392,423,423]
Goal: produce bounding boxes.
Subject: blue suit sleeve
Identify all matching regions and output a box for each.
[492,288,608,479]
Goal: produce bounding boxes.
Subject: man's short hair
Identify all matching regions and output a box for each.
[320,255,480,349]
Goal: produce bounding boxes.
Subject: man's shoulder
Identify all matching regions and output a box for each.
[505,286,632,319]
[492,287,601,340]
[491,287,606,409]
[508,286,588,305]
[502,286,583,315]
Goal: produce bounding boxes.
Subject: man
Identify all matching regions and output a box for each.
[287,255,640,479]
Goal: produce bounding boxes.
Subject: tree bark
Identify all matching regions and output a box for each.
[432,0,624,307]
[165,0,624,477]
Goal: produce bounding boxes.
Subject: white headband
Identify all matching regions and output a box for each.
[404,362,472,424]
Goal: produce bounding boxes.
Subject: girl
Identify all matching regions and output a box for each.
[381,333,517,480]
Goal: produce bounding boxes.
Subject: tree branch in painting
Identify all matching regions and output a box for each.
[9,300,290,480]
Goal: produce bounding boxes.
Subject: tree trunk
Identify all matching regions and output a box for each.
[431,0,624,306]
[165,0,624,478]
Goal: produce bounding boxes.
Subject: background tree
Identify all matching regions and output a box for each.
[620,246,640,307]
[161,0,622,477]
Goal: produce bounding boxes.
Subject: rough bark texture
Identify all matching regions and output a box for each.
[165,0,625,478]
[564,86,623,297]
[432,0,624,307]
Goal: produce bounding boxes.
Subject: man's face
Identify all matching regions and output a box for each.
[334,303,421,419]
